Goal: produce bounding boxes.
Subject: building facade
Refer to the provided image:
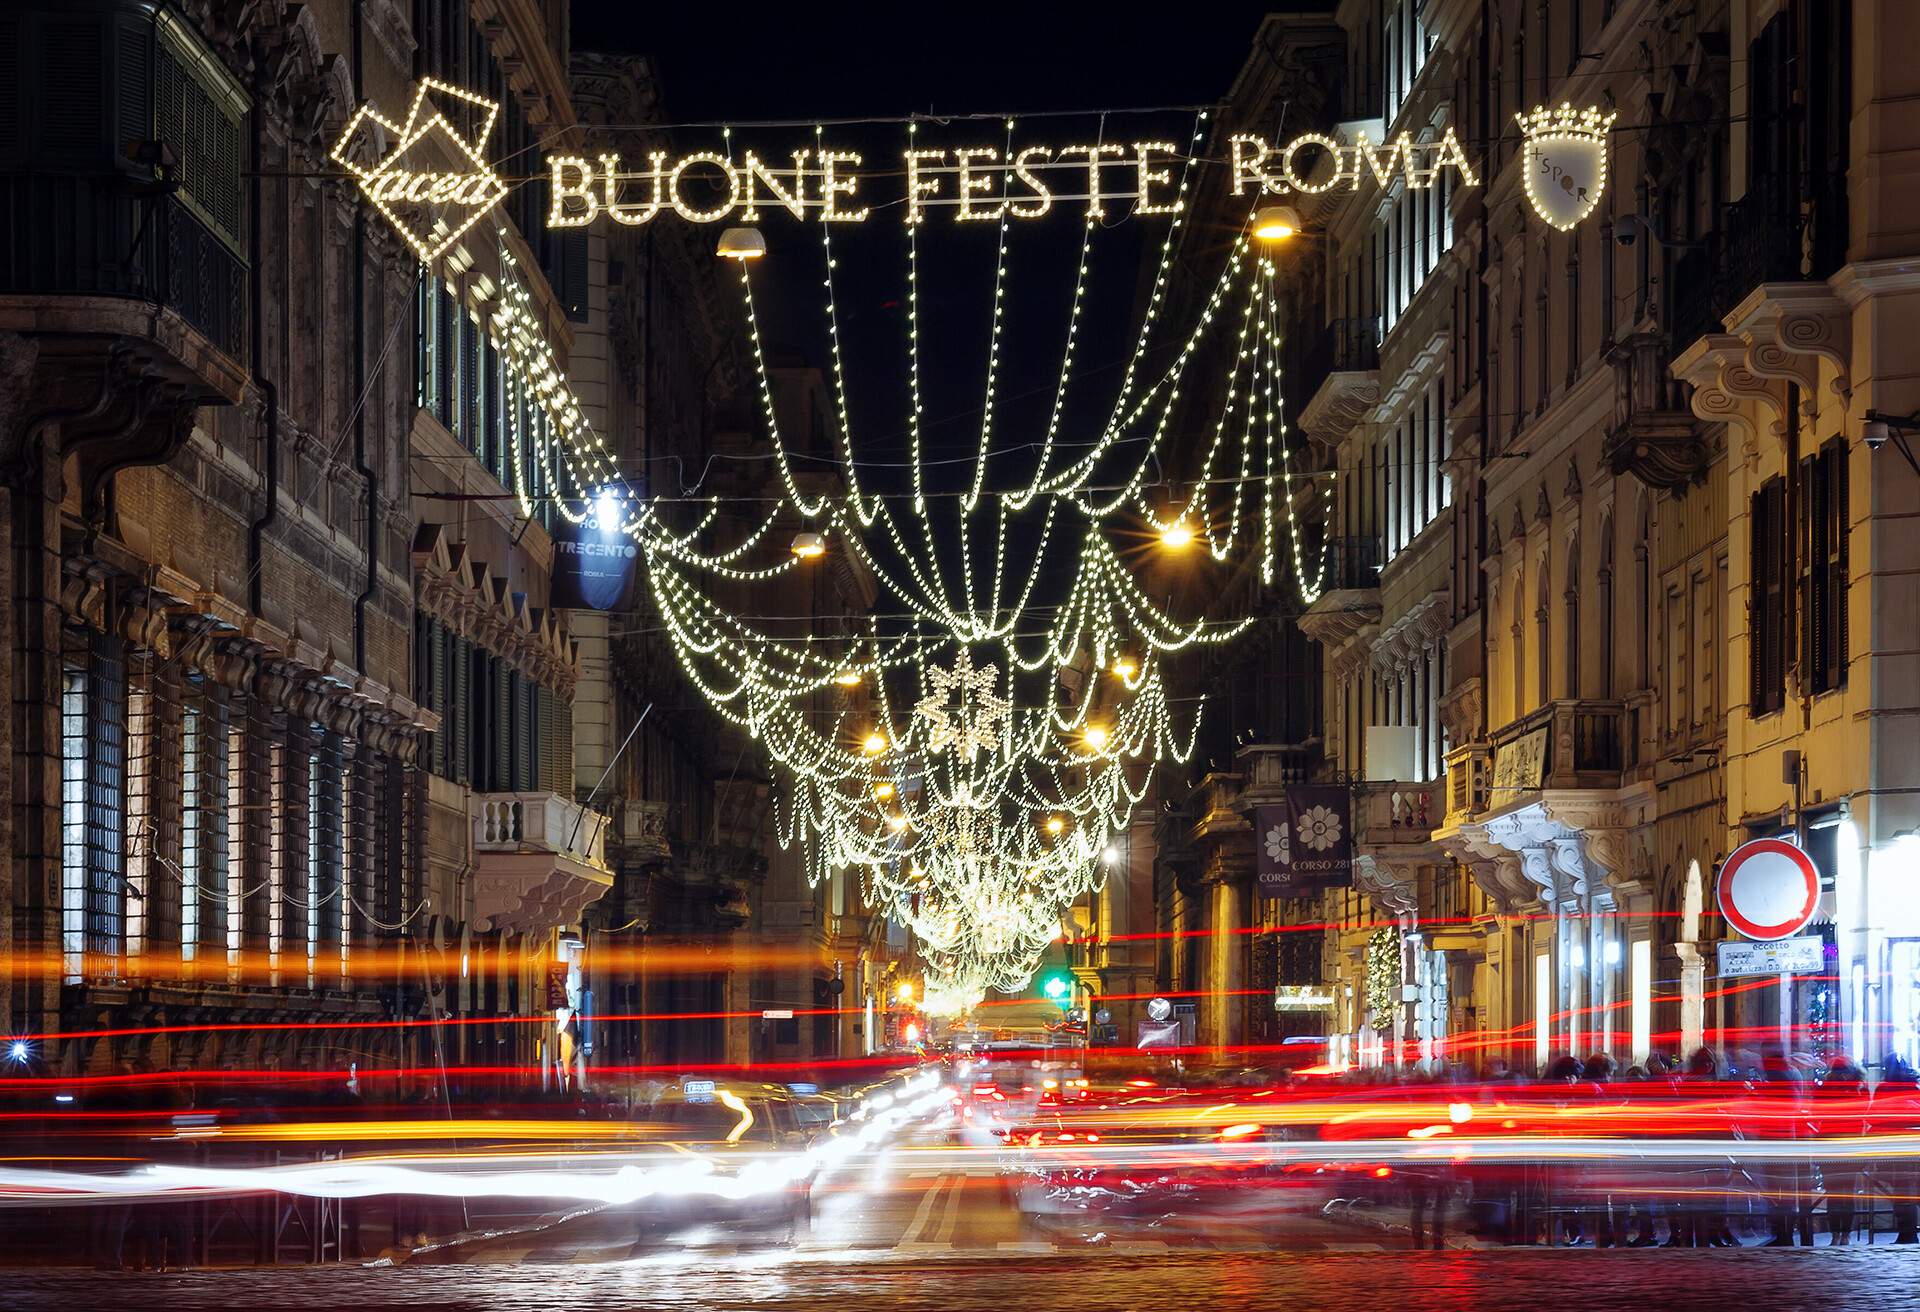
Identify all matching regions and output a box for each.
[1105,0,1919,1080]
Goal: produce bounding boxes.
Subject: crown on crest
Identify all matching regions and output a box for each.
[1515,102,1617,141]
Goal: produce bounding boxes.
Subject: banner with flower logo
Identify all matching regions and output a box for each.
[1255,787,1352,898]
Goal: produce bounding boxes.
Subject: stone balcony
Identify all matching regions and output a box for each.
[1432,700,1656,914]
[471,791,614,935]
[1350,780,1440,919]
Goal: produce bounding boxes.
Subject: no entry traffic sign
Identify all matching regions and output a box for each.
[1716,837,1821,941]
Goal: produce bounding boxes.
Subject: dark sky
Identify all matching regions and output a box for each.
[567,5,1315,637]
[568,5,1289,124]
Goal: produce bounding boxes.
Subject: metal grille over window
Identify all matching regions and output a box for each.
[60,633,127,984]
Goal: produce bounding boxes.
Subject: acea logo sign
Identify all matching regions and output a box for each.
[330,77,509,262]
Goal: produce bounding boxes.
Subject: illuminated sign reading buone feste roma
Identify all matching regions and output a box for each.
[330,78,1615,246]
[334,78,1620,245]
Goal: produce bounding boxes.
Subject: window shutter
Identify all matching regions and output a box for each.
[463,313,480,451]
[1799,452,1817,693]
[1832,440,1849,688]
[452,637,470,786]
[1764,479,1786,712]
[429,619,448,777]
[40,18,106,164]
[1758,484,1766,714]
[500,660,514,791]
[435,285,454,429]
[536,685,556,795]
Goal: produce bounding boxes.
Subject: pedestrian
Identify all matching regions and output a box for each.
[1670,1046,1736,1248]
[1579,1054,1621,1247]
[1878,1056,1920,1244]
[1817,1059,1870,1245]
[1753,1042,1811,1246]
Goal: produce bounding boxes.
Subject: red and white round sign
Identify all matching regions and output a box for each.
[1715,837,1821,941]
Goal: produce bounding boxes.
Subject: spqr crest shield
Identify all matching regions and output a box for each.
[1516,104,1617,231]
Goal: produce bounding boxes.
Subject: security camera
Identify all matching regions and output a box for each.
[1864,419,1890,451]
[1614,226,1637,248]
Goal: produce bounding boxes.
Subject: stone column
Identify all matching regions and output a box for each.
[1201,856,1252,1054]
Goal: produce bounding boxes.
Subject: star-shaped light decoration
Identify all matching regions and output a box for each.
[330,77,509,263]
[914,649,1009,762]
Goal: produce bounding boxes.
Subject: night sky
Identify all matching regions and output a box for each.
[568,4,1308,635]
[568,6,1284,124]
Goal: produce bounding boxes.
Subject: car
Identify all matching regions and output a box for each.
[631,1085,817,1241]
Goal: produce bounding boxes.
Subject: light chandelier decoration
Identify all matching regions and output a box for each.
[630,116,1320,1008]
[478,115,1319,1007]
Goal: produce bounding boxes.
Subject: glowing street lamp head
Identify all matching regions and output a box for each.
[861,730,889,755]
[1045,815,1065,836]
[592,487,621,530]
[897,981,916,1003]
[716,225,768,260]
[1111,657,1137,679]
[887,813,909,833]
[1252,204,1302,241]
[1158,520,1194,550]
[873,781,895,800]
[5,1040,28,1065]
[791,531,827,559]
[834,669,863,687]
[1083,724,1109,751]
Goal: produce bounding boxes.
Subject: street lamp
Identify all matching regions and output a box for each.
[791,531,826,559]
[1158,519,1194,550]
[716,226,767,260]
[1252,204,1302,242]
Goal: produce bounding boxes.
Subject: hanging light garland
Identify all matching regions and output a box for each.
[466,116,1325,1005]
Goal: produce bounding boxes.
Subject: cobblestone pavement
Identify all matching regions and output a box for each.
[9,1248,1920,1312]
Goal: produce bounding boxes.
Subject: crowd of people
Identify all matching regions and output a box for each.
[1391,1043,1920,1250]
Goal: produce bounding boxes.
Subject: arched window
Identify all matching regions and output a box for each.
[1598,518,1615,698]
[1564,530,1581,698]
[1636,496,1653,691]
[1512,562,1528,721]
[1536,552,1551,708]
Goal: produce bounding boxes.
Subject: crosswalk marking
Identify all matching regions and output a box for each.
[898,1175,951,1246]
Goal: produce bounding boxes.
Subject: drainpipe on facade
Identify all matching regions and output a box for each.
[1473,0,1500,1070]
[350,0,378,675]
[245,49,278,618]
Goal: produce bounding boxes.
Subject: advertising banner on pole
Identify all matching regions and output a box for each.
[551,510,640,611]
[1256,786,1352,899]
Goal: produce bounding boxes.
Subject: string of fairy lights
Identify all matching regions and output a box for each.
[463,112,1324,1010]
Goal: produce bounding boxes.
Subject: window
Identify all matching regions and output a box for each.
[1800,438,1849,694]
[154,15,247,252]
[181,703,200,961]
[1564,532,1581,698]
[416,267,437,414]
[269,739,286,984]
[126,676,152,965]
[227,698,248,974]
[1750,477,1788,715]
[60,636,126,983]
[1536,559,1550,710]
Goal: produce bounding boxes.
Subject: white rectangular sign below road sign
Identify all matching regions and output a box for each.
[1716,935,1824,978]
[761,1008,795,1019]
